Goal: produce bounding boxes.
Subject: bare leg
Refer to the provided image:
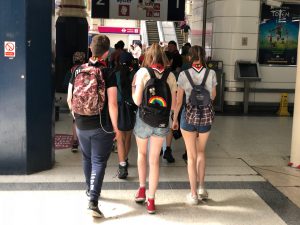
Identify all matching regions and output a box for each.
[117,131,126,163]
[148,135,164,197]
[166,129,173,148]
[124,130,133,160]
[181,129,198,196]
[196,132,210,188]
[136,136,149,187]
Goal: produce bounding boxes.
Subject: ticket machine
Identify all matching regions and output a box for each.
[235,61,262,114]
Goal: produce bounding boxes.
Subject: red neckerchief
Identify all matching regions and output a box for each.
[89,57,107,67]
[150,64,165,74]
[192,63,204,73]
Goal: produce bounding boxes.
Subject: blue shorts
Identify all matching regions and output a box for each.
[134,111,169,139]
[180,108,211,133]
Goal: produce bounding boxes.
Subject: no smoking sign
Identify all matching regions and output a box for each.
[4,41,16,58]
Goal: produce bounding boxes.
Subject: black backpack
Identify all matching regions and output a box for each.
[139,67,172,128]
[184,68,210,107]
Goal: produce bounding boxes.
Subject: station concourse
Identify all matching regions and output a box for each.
[0,0,300,224]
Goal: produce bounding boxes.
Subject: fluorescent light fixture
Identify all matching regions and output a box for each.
[266,0,282,7]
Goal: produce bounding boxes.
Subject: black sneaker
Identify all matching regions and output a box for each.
[88,201,103,218]
[118,164,128,179]
[163,147,175,163]
[125,158,130,168]
[182,151,187,162]
[71,140,79,153]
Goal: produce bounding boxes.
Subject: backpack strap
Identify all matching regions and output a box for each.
[71,65,82,77]
[161,68,171,82]
[200,68,210,87]
[146,67,156,79]
[184,70,195,88]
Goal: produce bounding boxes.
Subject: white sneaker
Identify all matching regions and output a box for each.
[198,188,209,200]
[186,193,199,205]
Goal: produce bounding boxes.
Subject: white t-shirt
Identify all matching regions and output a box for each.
[134,67,177,93]
[177,67,217,102]
[130,45,142,59]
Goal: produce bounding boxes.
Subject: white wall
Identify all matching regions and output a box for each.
[190,0,297,104]
[161,21,177,44]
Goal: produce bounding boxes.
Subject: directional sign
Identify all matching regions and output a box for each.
[98,26,140,34]
[92,0,185,21]
[4,41,16,58]
[91,0,109,18]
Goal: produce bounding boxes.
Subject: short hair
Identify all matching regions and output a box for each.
[72,51,85,64]
[116,40,125,49]
[90,35,110,57]
[184,42,191,48]
[181,45,190,56]
[168,40,177,47]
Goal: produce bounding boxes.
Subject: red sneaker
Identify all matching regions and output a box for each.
[147,198,156,214]
[135,187,146,203]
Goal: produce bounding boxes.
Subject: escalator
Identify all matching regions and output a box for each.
[146,20,160,46]
[174,23,184,48]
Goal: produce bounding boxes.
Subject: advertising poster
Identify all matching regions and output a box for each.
[258,3,300,65]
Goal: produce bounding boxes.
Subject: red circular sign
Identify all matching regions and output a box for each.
[5,43,14,51]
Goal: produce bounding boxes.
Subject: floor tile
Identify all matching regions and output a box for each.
[0,190,288,225]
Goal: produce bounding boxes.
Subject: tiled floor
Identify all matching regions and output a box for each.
[0,112,300,225]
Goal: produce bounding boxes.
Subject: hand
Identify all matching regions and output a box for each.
[172,120,179,130]
[114,127,121,141]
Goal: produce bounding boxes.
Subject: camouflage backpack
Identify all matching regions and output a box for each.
[71,63,105,116]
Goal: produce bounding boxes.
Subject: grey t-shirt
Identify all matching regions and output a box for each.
[177,67,218,102]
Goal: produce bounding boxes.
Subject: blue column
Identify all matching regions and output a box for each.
[0,0,54,174]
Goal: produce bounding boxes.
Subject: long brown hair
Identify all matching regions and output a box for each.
[142,43,169,68]
[188,45,207,67]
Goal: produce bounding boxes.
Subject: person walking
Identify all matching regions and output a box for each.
[110,40,125,69]
[183,23,191,43]
[172,45,217,205]
[160,40,183,163]
[68,51,86,153]
[132,43,177,214]
[129,41,142,59]
[116,51,138,179]
[67,34,120,218]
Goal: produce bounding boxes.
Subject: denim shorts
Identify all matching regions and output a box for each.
[134,111,169,139]
[180,108,211,133]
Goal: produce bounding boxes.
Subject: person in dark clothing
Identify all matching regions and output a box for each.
[69,51,86,153]
[160,41,183,163]
[167,40,183,74]
[116,51,138,179]
[183,24,191,43]
[110,40,125,69]
[67,34,120,218]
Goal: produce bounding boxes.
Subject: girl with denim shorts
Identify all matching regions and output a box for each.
[132,43,177,214]
[172,45,217,205]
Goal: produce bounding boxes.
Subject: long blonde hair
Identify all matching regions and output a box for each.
[142,43,169,68]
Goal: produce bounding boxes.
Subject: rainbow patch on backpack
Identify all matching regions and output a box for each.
[148,96,167,107]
